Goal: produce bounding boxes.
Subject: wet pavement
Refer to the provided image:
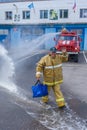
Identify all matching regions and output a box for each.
[0,88,49,130]
[0,51,87,130]
[14,52,87,129]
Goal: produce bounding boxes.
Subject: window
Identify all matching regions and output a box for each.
[32,28,44,35]
[23,11,30,19]
[71,29,83,35]
[59,36,76,41]
[59,9,68,18]
[40,10,48,19]
[0,29,8,35]
[49,9,58,20]
[80,9,87,18]
[5,11,12,20]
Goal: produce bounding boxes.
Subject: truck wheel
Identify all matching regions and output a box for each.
[74,54,78,62]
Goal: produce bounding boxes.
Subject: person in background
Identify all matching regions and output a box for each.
[36,47,68,109]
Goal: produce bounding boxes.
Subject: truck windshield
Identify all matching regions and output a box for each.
[59,36,76,40]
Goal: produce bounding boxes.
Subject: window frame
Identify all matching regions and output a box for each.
[40,10,48,19]
[59,9,68,19]
[5,11,12,20]
[80,9,87,18]
[22,10,30,19]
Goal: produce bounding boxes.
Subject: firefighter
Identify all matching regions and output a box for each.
[36,47,68,108]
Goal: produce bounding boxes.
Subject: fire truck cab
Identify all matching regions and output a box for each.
[55,29,81,62]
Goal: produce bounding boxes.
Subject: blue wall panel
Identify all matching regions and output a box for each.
[45,28,56,49]
[10,28,21,47]
[84,28,87,50]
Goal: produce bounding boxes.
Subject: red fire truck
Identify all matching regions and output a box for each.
[54,29,81,62]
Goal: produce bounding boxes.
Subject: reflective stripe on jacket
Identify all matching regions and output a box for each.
[36,53,68,85]
[56,98,65,102]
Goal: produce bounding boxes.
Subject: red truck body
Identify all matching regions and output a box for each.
[55,29,81,62]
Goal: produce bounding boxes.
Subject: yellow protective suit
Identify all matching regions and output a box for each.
[36,52,68,107]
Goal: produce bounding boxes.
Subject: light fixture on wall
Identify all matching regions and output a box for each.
[13,4,18,14]
[13,4,20,21]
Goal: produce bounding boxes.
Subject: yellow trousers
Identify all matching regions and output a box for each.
[42,84,65,107]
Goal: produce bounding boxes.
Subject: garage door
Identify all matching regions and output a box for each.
[84,28,87,50]
[45,28,56,49]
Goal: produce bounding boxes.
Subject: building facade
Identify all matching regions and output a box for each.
[0,0,87,50]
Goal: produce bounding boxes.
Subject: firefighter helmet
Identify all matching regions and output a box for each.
[50,47,57,53]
